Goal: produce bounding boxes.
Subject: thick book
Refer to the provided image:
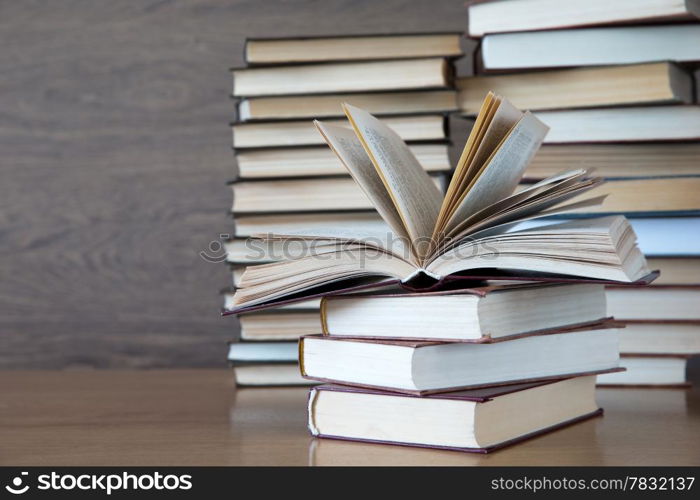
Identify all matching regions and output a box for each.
[231,114,447,148]
[320,283,607,341]
[545,177,700,216]
[238,90,457,121]
[458,63,692,115]
[229,174,446,213]
[525,143,700,180]
[308,376,602,453]
[244,33,463,64]
[597,355,691,386]
[480,24,700,71]
[233,363,314,387]
[226,95,651,313]
[606,285,700,321]
[232,58,451,97]
[468,0,700,37]
[235,144,450,179]
[645,257,700,285]
[299,322,622,394]
[618,322,700,355]
[533,106,700,143]
[239,310,322,341]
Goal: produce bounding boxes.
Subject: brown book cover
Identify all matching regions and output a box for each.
[308,381,604,453]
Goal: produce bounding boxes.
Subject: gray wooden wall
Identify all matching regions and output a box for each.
[0,0,468,368]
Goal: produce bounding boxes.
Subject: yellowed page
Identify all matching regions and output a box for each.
[443,112,549,235]
[440,92,495,211]
[445,169,591,239]
[343,104,442,261]
[435,96,522,237]
[462,98,522,186]
[314,121,410,245]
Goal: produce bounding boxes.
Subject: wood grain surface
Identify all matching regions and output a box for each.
[1,370,698,465]
[0,1,468,368]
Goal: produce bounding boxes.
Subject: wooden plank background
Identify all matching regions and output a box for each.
[0,0,468,368]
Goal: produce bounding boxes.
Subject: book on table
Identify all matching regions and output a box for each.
[308,376,602,453]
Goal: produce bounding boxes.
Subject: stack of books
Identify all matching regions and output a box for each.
[226,95,654,451]
[225,33,465,386]
[599,260,700,386]
[463,0,700,386]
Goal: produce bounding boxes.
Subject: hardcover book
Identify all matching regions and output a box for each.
[597,355,692,386]
[479,25,700,71]
[299,322,623,394]
[458,63,692,115]
[232,58,451,96]
[320,283,607,341]
[467,0,700,37]
[244,33,464,64]
[308,376,602,452]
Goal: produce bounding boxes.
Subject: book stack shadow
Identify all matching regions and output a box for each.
[225,33,466,386]
[461,0,700,386]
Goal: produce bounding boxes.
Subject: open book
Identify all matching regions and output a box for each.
[226,93,651,313]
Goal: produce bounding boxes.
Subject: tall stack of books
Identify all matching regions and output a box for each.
[226,94,654,451]
[225,33,465,386]
[463,0,700,386]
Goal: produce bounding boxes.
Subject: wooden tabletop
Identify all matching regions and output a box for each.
[1,370,698,466]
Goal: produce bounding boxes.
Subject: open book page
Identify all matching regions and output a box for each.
[442,112,549,235]
[463,98,522,187]
[314,122,411,251]
[443,170,600,242]
[434,97,523,238]
[445,190,607,249]
[434,93,498,235]
[427,216,650,283]
[232,248,416,308]
[343,103,442,261]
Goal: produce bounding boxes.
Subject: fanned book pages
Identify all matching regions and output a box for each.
[225,93,651,314]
